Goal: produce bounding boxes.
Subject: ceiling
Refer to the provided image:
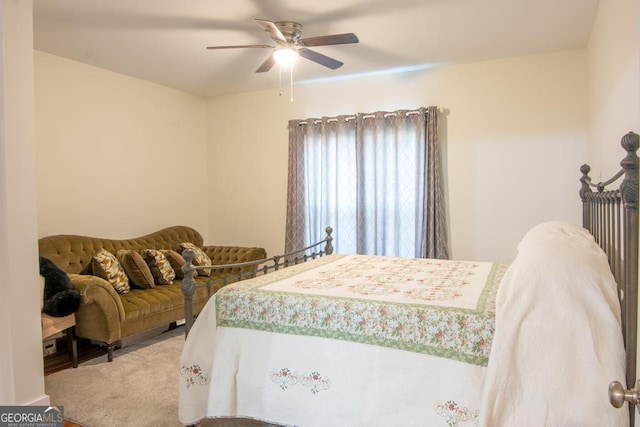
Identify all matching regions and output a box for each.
[33,0,600,98]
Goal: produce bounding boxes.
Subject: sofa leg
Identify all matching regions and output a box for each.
[107,345,114,362]
[67,326,78,368]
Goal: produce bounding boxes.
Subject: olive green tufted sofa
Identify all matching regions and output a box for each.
[38,225,267,361]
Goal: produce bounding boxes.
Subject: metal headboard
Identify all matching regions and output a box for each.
[580,132,639,423]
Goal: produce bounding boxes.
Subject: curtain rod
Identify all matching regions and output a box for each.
[297,109,423,126]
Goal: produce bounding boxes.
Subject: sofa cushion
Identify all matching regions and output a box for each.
[119,279,212,324]
[160,249,187,279]
[142,249,175,285]
[116,249,155,289]
[92,249,130,294]
[179,242,211,277]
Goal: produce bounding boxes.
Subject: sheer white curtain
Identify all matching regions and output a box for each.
[285,106,449,259]
[286,115,359,252]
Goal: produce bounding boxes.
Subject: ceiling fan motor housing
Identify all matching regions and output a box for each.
[274,21,303,44]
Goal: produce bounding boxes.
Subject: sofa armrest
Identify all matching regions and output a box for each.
[202,246,267,265]
[69,274,126,322]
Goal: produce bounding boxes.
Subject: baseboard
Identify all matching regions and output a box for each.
[25,394,50,406]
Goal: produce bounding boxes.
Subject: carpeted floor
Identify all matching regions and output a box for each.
[46,327,187,427]
[46,326,281,427]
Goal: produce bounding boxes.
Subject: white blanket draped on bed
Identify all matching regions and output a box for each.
[478,221,627,426]
[178,223,628,426]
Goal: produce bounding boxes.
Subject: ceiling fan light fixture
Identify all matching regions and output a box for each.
[273,48,299,67]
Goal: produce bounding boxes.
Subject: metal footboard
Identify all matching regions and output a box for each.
[181,226,334,337]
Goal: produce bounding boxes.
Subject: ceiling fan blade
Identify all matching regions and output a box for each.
[255,54,276,73]
[300,33,359,47]
[206,44,273,50]
[298,48,344,70]
[254,19,286,43]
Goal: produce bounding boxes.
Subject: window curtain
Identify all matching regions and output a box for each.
[285,106,449,259]
[422,106,449,259]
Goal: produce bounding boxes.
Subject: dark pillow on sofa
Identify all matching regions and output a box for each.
[141,249,175,285]
[116,249,155,289]
[160,249,187,279]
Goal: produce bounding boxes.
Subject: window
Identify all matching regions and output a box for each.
[285,107,449,259]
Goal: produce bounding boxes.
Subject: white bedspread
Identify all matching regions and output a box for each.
[478,221,627,426]
[179,254,505,426]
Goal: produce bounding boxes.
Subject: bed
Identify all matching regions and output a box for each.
[179,131,639,426]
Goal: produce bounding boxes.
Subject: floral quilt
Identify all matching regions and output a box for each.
[216,255,506,366]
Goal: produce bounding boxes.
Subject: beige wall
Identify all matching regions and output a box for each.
[587,0,640,176]
[34,51,210,240]
[207,50,587,262]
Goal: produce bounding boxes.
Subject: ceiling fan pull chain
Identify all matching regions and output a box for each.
[290,65,294,102]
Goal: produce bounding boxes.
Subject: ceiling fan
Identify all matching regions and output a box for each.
[206,19,359,73]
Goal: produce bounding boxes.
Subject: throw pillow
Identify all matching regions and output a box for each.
[141,249,176,285]
[39,255,81,317]
[179,242,212,277]
[116,249,155,289]
[160,249,188,279]
[92,249,130,294]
